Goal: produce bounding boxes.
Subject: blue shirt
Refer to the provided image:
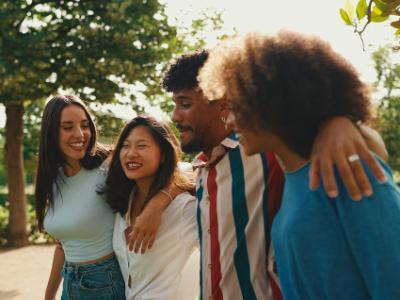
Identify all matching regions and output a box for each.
[272,158,400,300]
[44,166,115,262]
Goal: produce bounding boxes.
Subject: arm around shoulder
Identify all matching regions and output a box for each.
[128,183,185,253]
[309,116,387,201]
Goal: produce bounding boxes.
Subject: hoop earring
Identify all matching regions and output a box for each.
[221,116,228,131]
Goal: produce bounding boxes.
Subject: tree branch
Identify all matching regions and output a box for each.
[358,0,373,34]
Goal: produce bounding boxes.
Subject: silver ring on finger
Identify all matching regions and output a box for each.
[347,154,360,163]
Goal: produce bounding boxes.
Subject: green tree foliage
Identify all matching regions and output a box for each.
[0,0,186,246]
[340,0,400,50]
[371,46,400,171]
[94,109,127,145]
[0,0,227,246]
[0,1,182,103]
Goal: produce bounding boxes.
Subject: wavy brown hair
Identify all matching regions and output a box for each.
[101,115,194,216]
[199,31,372,158]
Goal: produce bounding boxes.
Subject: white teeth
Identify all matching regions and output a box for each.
[70,142,85,148]
[127,162,141,168]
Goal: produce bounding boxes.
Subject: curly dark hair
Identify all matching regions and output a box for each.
[162,49,209,92]
[199,31,372,158]
[101,115,194,216]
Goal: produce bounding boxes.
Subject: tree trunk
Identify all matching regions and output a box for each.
[5,101,28,247]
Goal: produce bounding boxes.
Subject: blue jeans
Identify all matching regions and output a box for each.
[61,255,125,300]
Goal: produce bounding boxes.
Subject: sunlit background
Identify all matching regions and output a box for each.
[0,0,395,125]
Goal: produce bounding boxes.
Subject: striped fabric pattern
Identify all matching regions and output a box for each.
[194,133,284,300]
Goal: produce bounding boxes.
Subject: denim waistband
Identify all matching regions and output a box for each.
[64,254,118,274]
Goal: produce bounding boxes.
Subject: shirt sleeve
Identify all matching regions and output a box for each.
[336,181,400,299]
[177,193,199,250]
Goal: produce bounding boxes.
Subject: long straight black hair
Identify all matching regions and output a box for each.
[35,94,109,231]
[101,115,194,216]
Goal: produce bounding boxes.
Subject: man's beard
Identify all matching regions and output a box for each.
[181,138,204,154]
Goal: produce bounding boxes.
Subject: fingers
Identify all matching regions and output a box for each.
[128,228,138,252]
[147,235,155,250]
[133,231,144,254]
[335,151,362,201]
[128,228,155,254]
[128,228,145,253]
[320,157,338,199]
[346,158,371,199]
[329,138,387,201]
[140,235,150,254]
[140,234,155,254]
[340,140,387,200]
[358,145,387,184]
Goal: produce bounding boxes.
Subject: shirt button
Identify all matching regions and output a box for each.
[207,228,210,234]
[208,263,212,269]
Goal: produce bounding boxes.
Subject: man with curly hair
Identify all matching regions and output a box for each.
[162,47,387,300]
[198,31,400,299]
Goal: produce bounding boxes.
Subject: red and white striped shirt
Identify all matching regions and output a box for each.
[193,133,284,300]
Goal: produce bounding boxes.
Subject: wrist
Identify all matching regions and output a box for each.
[159,189,174,203]
[146,191,172,211]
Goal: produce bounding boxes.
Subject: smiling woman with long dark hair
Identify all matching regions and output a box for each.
[102,115,199,300]
[35,94,125,300]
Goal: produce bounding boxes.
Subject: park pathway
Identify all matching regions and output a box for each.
[0,245,199,300]
[0,245,61,300]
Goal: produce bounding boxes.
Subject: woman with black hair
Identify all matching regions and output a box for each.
[35,95,179,299]
[103,115,198,299]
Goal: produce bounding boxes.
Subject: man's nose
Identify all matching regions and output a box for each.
[171,107,182,124]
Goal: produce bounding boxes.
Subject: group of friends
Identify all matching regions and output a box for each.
[35,30,400,300]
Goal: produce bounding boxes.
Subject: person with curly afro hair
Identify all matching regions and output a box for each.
[199,31,400,300]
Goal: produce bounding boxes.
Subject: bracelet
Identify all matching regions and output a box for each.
[159,189,174,202]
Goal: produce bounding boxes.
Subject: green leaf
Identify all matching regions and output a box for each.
[371,6,390,22]
[340,8,353,25]
[373,0,391,16]
[345,0,355,22]
[396,29,400,36]
[373,0,388,7]
[356,0,367,20]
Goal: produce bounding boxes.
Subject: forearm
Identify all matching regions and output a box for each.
[145,183,182,211]
[45,244,65,300]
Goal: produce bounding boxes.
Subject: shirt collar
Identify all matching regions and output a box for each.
[192,132,239,169]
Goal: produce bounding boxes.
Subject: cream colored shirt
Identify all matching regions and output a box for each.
[113,191,199,300]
